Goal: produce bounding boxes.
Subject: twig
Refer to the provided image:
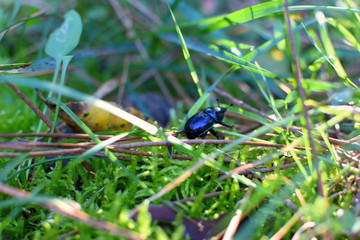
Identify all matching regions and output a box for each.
[116,139,306,150]
[116,54,130,103]
[0,10,45,36]
[218,153,303,182]
[126,0,161,24]
[221,161,298,176]
[0,132,143,142]
[214,88,279,123]
[174,191,224,204]
[0,183,143,240]
[6,83,60,133]
[291,222,316,240]
[270,214,301,240]
[222,187,254,240]
[0,139,307,151]
[0,148,85,158]
[0,137,308,165]
[58,230,80,240]
[165,71,193,105]
[214,88,308,137]
[283,0,324,197]
[0,141,192,160]
[222,209,242,240]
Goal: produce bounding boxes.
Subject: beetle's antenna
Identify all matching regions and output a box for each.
[226,103,233,109]
[216,98,220,107]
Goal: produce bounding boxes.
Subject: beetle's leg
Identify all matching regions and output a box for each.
[220,122,233,129]
[209,128,219,139]
[166,142,173,159]
[200,132,208,139]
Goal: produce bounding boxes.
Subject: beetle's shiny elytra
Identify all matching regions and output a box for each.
[184,102,232,139]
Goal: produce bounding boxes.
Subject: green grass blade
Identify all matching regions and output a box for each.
[344,0,360,23]
[0,0,22,42]
[301,21,357,88]
[78,133,129,157]
[3,156,60,183]
[0,154,28,183]
[288,5,360,14]
[243,18,316,62]
[316,11,356,88]
[166,1,203,96]
[328,18,360,52]
[0,44,137,73]
[51,56,73,134]
[160,34,280,79]
[193,1,284,33]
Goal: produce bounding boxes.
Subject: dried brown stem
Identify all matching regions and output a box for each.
[0,183,143,240]
[174,190,225,204]
[0,139,306,152]
[0,10,45,36]
[0,132,143,142]
[6,83,60,133]
[58,230,80,240]
[0,141,192,160]
[116,139,306,150]
[214,88,280,124]
[283,0,324,197]
[223,161,298,176]
[0,148,85,158]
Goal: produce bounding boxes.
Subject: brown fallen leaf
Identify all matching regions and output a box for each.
[131,204,227,239]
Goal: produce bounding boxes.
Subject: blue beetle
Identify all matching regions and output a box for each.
[184,101,233,139]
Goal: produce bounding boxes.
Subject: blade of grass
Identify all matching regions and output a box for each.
[50,56,73,134]
[0,153,28,183]
[0,0,23,42]
[344,0,360,23]
[250,60,300,175]
[166,1,203,97]
[78,133,129,157]
[289,5,360,14]
[243,18,316,62]
[316,11,357,88]
[328,18,360,52]
[160,33,281,79]
[1,44,137,74]
[139,1,300,36]
[136,4,360,42]
[190,1,285,33]
[4,156,93,183]
[0,10,46,37]
[301,23,346,83]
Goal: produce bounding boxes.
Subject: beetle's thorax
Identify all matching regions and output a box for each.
[203,107,226,123]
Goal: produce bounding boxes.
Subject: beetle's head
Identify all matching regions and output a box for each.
[204,103,232,123]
